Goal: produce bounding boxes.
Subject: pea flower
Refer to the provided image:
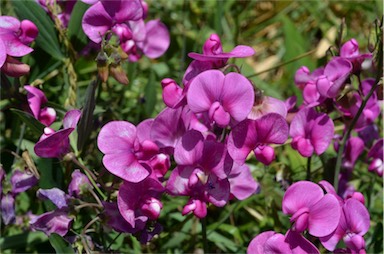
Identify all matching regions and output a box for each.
[367,139,383,176]
[320,198,370,253]
[282,181,341,237]
[24,85,56,127]
[247,230,320,254]
[187,70,255,127]
[290,107,334,157]
[340,38,372,74]
[68,169,92,197]
[34,109,81,158]
[0,16,38,77]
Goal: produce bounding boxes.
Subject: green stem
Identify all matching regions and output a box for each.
[247,49,315,78]
[306,156,312,181]
[201,217,208,253]
[333,82,380,191]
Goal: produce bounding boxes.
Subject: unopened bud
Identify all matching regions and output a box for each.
[110,64,129,85]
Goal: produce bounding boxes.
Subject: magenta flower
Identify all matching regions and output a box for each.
[0,16,38,76]
[161,78,185,109]
[34,109,81,158]
[315,58,352,98]
[294,66,324,106]
[187,70,254,127]
[340,38,372,74]
[183,34,255,85]
[247,230,320,254]
[227,113,288,165]
[290,107,334,157]
[24,85,56,127]
[102,201,140,233]
[117,174,164,228]
[282,181,341,237]
[337,136,365,170]
[97,120,160,183]
[320,198,370,253]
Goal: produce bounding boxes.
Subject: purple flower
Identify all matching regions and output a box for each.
[161,78,185,109]
[187,70,254,127]
[282,181,341,237]
[68,169,92,197]
[320,198,370,253]
[227,113,288,165]
[315,58,352,98]
[340,39,372,74]
[30,209,72,236]
[37,188,69,209]
[97,120,160,183]
[34,109,81,158]
[102,201,140,233]
[117,174,164,228]
[10,169,38,194]
[294,66,324,106]
[340,137,365,170]
[290,107,334,157]
[1,194,15,225]
[247,230,320,254]
[24,85,56,127]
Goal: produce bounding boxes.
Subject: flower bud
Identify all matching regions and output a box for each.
[110,64,129,85]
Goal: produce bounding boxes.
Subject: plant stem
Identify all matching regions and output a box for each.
[306,156,312,181]
[201,217,208,253]
[247,49,316,78]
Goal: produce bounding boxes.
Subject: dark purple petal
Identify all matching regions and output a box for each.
[34,128,74,158]
[182,60,214,85]
[11,169,38,194]
[101,0,143,23]
[227,119,257,164]
[207,176,229,207]
[37,188,69,209]
[24,85,47,119]
[255,113,288,144]
[285,229,320,254]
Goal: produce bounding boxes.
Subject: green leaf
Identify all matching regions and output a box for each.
[49,234,75,254]
[144,69,157,117]
[77,80,98,152]
[0,231,48,250]
[10,108,45,135]
[68,1,89,50]
[12,0,64,60]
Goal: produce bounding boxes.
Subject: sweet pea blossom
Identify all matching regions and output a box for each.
[294,66,325,106]
[187,70,255,127]
[340,38,372,74]
[247,230,320,254]
[1,194,15,225]
[290,107,334,157]
[24,85,56,127]
[97,120,159,183]
[10,169,38,194]
[227,113,289,165]
[320,198,370,253]
[0,16,38,76]
[367,139,383,176]
[315,57,352,98]
[282,181,341,237]
[34,109,81,158]
[68,169,92,197]
[183,33,255,84]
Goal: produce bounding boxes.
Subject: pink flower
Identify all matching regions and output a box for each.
[315,58,352,98]
[227,113,288,165]
[34,109,81,158]
[247,230,320,254]
[290,107,334,157]
[187,70,254,127]
[320,198,370,253]
[282,181,341,237]
[24,85,56,127]
[0,16,38,76]
[340,39,372,74]
[97,120,160,183]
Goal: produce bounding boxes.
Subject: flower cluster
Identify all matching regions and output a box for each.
[247,180,371,254]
